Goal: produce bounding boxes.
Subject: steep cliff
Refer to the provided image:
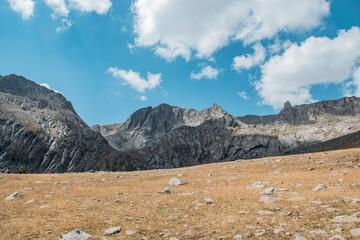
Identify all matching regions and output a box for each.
[0,75,140,173]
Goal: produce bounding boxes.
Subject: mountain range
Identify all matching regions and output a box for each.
[1,74,360,173]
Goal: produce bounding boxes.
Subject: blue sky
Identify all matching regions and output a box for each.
[1,0,359,126]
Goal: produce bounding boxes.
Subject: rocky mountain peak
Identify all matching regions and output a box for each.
[0,74,76,114]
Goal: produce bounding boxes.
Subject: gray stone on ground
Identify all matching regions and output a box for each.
[259,196,282,203]
[168,178,186,186]
[58,229,92,240]
[332,215,360,223]
[329,234,345,240]
[261,187,282,195]
[233,234,242,239]
[204,197,214,204]
[258,210,274,215]
[350,228,360,237]
[313,184,327,191]
[125,229,136,235]
[104,226,121,236]
[249,182,268,188]
[273,228,285,234]
[6,192,21,200]
[162,187,174,194]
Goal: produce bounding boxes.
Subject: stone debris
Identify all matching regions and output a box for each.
[238,211,249,214]
[258,210,274,215]
[261,187,287,195]
[125,229,136,235]
[35,181,44,184]
[329,234,345,240]
[233,234,242,239]
[332,215,360,223]
[249,182,268,188]
[25,199,34,204]
[259,196,282,203]
[104,226,121,236]
[350,228,360,237]
[6,192,21,200]
[338,195,360,204]
[273,228,285,234]
[313,184,327,191]
[58,229,92,240]
[162,187,174,194]
[179,190,208,196]
[168,178,186,186]
[204,197,214,204]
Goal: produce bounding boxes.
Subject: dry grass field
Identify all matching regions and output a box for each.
[1,149,360,240]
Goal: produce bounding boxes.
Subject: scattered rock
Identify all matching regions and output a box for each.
[35,181,44,184]
[125,229,136,235]
[329,234,345,240]
[332,215,360,223]
[162,187,174,194]
[233,234,242,239]
[204,197,214,204]
[104,226,121,236]
[169,178,186,186]
[350,228,360,237]
[58,229,92,240]
[259,196,282,203]
[261,187,281,195]
[249,182,268,188]
[184,228,196,237]
[258,210,274,215]
[25,199,34,204]
[313,184,327,191]
[274,228,285,234]
[6,192,21,200]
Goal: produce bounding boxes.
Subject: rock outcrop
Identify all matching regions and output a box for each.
[0,75,140,173]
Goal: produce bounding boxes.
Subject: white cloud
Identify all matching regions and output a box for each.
[7,0,35,19]
[256,27,360,109]
[107,67,161,93]
[191,65,220,80]
[40,83,61,93]
[68,0,112,14]
[131,0,330,61]
[43,0,69,18]
[139,95,148,101]
[353,67,360,97]
[233,43,266,72]
[237,91,250,100]
[56,17,74,32]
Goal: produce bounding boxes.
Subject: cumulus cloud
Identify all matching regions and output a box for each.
[8,0,111,29]
[107,67,161,93]
[131,0,330,61]
[68,0,112,14]
[7,0,35,19]
[233,43,266,72]
[256,27,360,109]
[191,65,220,80]
[353,67,360,97]
[237,91,250,100]
[43,0,68,18]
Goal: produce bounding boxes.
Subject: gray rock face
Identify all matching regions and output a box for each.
[2,74,360,173]
[0,75,141,173]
